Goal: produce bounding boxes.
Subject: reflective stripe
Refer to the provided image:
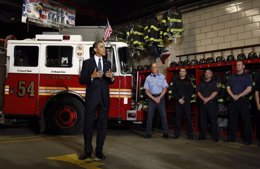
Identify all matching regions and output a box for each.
[38,87,132,99]
[4,85,9,95]
[150,25,160,31]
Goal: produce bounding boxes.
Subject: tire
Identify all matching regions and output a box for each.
[45,97,84,135]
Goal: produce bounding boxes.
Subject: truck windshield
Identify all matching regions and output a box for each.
[118,47,133,74]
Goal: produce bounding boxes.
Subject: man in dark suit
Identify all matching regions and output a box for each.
[79,41,114,161]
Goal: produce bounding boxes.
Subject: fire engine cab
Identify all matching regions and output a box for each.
[0,34,144,134]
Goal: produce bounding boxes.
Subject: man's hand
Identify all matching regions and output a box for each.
[153,97,161,104]
[233,95,240,101]
[203,97,209,104]
[178,98,185,105]
[91,68,103,79]
[105,69,113,78]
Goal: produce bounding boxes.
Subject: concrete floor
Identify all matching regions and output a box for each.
[0,125,260,169]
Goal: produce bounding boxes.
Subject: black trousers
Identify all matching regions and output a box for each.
[199,101,219,139]
[256,110,260,141]
[228,98,252,142]
[174,101,193,137]
[83,101,109,154]
[146,97,168,135]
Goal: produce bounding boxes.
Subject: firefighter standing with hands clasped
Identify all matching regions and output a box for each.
[170,68,194,140]
[197,69,219,142]
[226,61,252,145]
[143,63,171,139]
[254,74,260,147]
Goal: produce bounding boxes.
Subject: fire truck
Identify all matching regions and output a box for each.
[0,34,145,134]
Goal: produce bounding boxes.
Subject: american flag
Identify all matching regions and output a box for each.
[103,19,112,42]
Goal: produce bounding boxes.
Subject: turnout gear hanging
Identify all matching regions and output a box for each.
[161,9,184,41]
[144,15,164,59]
[129,22,145,50]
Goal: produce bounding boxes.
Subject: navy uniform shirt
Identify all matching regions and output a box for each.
[197,79,219,101]
[144,73,168,95]
[226,73,252,95]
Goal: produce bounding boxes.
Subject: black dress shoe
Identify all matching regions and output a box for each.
[172,135,180,139]
[212,138,219,142]
[188,136,193,140]
[197,137,206,140]
[225,138,235,142]
[145,133,152,139]
[95,152,106,161]
[163,134,172,139]
[78,153,92,161]
[244,141,252,145]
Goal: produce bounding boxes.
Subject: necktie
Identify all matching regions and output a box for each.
[98,58,102,71]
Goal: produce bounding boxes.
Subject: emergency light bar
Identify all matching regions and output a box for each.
[35,35,82,41]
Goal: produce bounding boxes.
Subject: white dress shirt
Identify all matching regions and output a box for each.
[94,55,103,71]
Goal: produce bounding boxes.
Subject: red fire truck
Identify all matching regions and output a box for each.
[0,34,144,134]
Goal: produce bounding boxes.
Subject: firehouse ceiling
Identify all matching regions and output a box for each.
[0,0,225,38]
[0,0,226,25]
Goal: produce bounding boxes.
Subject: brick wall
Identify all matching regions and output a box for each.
[167,0,260,66]
[133,0,260,73]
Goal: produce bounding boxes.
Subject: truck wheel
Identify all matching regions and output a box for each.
[45,97,84,135]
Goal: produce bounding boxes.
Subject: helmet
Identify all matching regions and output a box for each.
[227,54,235,62]
[132,49,146,60]
[178,60,184,66]
[183,60,191,66]
[216,56,225,62]
[206,57,215,63]
[190,59,198,65]
[170,61,178,67]
[143,64,150,70]
[136,65,144,71]
[198,58,206,64]
[247,52,258,59]
[237,53,246,61]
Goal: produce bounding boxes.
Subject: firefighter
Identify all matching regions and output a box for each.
[226,61,252,145]
[170,68,193,140]
[79,41,115,161]
[254,75,260,147]
[143,63,170,139]
[197,69,219,142]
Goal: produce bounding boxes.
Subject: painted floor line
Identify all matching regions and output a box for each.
[47,154,104,169]
[0,135,77,144]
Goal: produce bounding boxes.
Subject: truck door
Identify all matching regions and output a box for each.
[4,44,40,116]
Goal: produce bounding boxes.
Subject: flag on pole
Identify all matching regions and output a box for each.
[103,19,112,42]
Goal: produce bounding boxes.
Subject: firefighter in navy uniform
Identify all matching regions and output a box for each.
[226,61,253,145]
[254,75,260,147]
[197,69,219,142]
[143,63,170,139]
[170,68,194,139]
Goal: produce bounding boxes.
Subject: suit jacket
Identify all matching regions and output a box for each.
[80,57,114,107]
